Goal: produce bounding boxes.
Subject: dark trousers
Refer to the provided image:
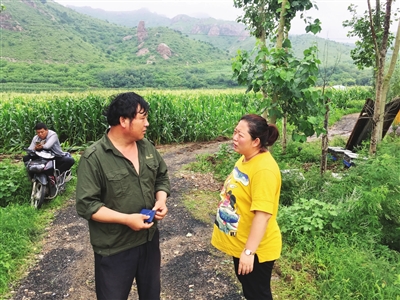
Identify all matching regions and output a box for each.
[23,155,74,174]
[94,230,161,300]
[233,255,275,300]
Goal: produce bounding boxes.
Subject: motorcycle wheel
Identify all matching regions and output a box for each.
[31,182,46,209]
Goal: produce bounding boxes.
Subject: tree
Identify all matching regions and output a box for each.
[232,0,325,152]
[343,1,400,155]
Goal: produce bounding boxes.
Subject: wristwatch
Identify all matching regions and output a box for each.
[244,249,254,256]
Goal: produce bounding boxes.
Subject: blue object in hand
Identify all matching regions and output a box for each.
[140,209,156,223]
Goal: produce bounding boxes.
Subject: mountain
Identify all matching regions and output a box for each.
[0,1,228,64]
[70,6,362,60]
[68,5,253,55]
[0,0,236,90]
[0,0,372,91]
[65,5,369,74]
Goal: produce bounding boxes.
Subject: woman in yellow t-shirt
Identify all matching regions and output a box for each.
[211,114,282,300]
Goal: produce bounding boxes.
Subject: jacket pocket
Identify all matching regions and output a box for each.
[105,168,130,198]
[145,161,158,175]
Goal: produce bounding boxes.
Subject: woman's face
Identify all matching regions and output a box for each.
[232,120,254,155]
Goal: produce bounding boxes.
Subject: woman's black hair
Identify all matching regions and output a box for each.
[240,114,279,148]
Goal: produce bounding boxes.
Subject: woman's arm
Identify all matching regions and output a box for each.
[238,211,272,275]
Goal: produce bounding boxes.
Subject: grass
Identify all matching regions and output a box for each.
[0,159,78,298]
[182,190,220,224]
[0,87,385,298]
[184,131,400,299]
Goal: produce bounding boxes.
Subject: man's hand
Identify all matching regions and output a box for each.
[153,198,168,221]
[35,144,43,151]
[124,213,154,231]
[91,207,154,230]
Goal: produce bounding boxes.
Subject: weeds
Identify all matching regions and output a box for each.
[186,131,400,299]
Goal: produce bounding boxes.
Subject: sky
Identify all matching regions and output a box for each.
[54,0,398,43]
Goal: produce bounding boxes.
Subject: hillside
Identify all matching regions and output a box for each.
[0,0,372,91]
[0,1,228,65]
[67,4,373,86]
[0,0,235,90]
[69,5,359,62]
[69,6,252,55]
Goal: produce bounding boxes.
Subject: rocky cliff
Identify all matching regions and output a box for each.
[136,22,173,60]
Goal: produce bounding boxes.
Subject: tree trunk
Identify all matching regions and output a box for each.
[276,0,287,47]
[282,112,287,155]
[370,64,384,155]
[369,0,393,154]
[320,97,330,175]
[263,0,287,124]
[381,18,400,115]
[259,4,269,121]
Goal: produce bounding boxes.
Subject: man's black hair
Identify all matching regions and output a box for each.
[105,92,150,126]
[34,122,48,130]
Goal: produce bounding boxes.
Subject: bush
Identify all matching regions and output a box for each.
[0,204,45,294]
[0,160,31,207]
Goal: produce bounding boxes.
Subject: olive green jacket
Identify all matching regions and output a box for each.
[76,132,170,256]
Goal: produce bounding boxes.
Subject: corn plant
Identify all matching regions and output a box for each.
[0,90,260,153]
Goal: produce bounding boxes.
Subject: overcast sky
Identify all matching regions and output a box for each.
[54,0,398,43]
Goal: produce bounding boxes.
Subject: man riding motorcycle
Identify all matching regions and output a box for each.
[23,122,75,180]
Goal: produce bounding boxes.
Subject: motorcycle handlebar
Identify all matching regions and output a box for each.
[25,148,55,159]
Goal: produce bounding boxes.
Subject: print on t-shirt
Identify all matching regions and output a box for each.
[214,167,248,237]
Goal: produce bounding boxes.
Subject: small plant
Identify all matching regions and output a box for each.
[182,190,220,223]
[278,198,339,240]
[0,204,47,295]
[0,161,31,207]
[186,143,239,182]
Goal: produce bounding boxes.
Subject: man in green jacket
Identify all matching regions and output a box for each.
[76,92,170,300]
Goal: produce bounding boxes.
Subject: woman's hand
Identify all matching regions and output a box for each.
[238,251,255,275]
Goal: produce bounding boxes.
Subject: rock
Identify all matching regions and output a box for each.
[137,21,148,43]
[122,35,133,41]
[208,25,220,36]
[137,48,149,56]
[157,43,172,59]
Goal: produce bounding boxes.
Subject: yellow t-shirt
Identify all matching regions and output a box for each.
[211,151,282,262]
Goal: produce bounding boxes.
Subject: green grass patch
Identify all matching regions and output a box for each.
[0,156,78,298]
[186,126,400,299]
[0,204,48,295]
[182,190,220,224]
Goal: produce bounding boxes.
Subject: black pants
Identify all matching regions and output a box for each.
[233,255,275,300]
[94,230,161,300]
[23,155,74,174]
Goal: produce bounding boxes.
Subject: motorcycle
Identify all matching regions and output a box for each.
[24,149,72,209]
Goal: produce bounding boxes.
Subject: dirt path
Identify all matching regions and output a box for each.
[9,138,244,300]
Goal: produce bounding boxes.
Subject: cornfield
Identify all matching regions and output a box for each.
[0,87,372,153]
[0,90,261,153]
[331,86,373,109]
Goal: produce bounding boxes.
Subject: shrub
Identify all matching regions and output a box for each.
[0,161,31,207]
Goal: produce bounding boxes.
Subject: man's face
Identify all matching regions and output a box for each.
[36,128,48,140]
[126,106,149,141]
